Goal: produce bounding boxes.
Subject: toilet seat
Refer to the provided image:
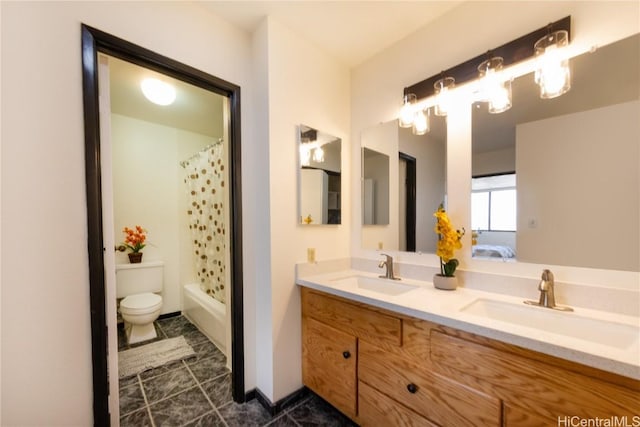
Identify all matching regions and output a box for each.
[120,293,162,315]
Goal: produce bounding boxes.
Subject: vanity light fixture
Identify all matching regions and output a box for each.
[433,76,455,117]
[141,77,176,106]
[534,30,571,98]
[399,93,417,128]
[412,108,430,135]
[399,16,571,127]
[477,56,512,114]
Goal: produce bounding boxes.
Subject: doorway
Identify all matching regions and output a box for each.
[81,25,244,425]
[399,152,416,252]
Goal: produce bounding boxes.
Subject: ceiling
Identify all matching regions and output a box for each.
[197,1,462,67]
[108,55,225,138]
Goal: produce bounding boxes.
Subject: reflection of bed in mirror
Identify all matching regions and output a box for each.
[472,244,515,260]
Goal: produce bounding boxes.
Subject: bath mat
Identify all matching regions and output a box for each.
[118,336,195,379]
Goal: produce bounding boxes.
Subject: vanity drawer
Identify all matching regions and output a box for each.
[358,381,437,427]
[302,316,357,419]
[302,288,402,346]
[359,341,501,426]
[430,330,640,420]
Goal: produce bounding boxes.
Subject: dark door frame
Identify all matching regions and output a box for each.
[81,24,245,425]
[399,152,416,252]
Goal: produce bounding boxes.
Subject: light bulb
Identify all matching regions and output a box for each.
[412,109,429,135]
[534,31,571,99]
[434,77,455,117]
[399,94,417,127]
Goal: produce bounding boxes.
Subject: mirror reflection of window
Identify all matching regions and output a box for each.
[471,173,517,260]
[298,125,342,225]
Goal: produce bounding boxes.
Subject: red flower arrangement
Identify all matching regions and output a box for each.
[122,225,147,253]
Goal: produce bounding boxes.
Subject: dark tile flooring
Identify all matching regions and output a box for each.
[119,315,356,427]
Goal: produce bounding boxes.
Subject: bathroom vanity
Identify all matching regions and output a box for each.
[299,273,640,426]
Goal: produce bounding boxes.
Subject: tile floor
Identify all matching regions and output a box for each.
[119,315,356,427]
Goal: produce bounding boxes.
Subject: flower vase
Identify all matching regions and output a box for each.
[433,274,458,290]
[128,252,143,264]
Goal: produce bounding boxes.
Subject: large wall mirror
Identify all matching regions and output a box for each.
[471,33,639,271]
[298,125,342,225]
[361,115,446,251]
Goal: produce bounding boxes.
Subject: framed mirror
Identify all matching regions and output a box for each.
[471,33,639,271]
[361,115,446,251]
[298,125,342,225]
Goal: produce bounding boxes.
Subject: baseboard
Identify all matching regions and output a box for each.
[246,387,310,416]
[158,311,181,320]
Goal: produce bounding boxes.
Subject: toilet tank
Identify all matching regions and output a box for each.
[116,260,164,299]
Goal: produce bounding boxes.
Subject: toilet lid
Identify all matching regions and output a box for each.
[121,293,162,310]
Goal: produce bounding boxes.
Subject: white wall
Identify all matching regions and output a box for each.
[351,1,640,284]
[253,17,351,402]
[472,146,516,176]
[111,114,219,313]
[1,2,255,424]
[517,101,639,271]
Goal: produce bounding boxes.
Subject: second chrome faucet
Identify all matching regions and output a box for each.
[378,253,401,280]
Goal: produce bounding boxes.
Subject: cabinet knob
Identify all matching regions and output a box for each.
[342,351,351,359]
[406,383,418,394]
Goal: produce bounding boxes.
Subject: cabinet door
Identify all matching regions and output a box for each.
[302,316,357,419]
[358,381,438,427]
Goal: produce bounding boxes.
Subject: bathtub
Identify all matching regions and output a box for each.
[183,283,227,358]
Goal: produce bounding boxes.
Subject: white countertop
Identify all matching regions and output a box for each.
[297,269,640,380]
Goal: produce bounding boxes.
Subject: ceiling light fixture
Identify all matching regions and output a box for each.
[534,30,571,99]
[141,77,176,106]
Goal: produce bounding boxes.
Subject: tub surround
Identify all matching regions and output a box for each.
[296,258,640,380]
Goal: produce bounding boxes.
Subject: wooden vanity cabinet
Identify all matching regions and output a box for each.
[301,287,640,426]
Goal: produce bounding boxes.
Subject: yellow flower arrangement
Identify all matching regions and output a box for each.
[433,205,465,277]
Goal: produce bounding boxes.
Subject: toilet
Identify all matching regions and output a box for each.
[116,260,164,344]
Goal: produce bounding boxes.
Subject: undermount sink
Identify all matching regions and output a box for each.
[460,298,640,350]
[330,275,419,296]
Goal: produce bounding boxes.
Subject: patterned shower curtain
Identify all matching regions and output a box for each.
[182,143,226,304]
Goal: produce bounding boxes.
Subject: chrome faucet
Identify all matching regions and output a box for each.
[378,253,401,280]
[524,269,573,311]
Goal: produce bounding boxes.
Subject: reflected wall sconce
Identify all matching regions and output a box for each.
[477,56,512,114]
[398,16,571,127]
[534,30,571,98]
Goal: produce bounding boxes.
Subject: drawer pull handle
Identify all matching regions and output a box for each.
[342,351,351,359]
[406,383,418,394]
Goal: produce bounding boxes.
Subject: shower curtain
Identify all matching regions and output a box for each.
[182,142,226,304]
